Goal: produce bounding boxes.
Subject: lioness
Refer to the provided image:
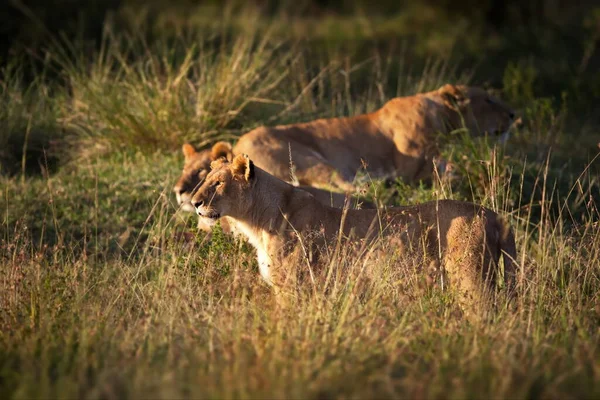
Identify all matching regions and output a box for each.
[234,84,515,189]
[191,154,518,313]
[174,142,371,232]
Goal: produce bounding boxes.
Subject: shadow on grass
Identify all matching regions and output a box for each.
[0,126,65,176]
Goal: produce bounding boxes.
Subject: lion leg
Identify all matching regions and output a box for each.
[442,216,497,319]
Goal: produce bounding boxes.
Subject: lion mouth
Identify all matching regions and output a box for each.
[196,208,220,219]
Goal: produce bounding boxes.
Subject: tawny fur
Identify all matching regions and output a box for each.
[192,155,518,315]
[173,143,371,233]
[234,84,515,190]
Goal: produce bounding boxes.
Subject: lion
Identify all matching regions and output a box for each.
[191,154,518,315]
[173,142,372,233]
[174,142,234,214]
[233,84,516,190]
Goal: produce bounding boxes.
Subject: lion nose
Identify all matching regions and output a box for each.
[509,112,515,119]
[193,199,204,208]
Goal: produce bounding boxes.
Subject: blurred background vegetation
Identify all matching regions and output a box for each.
[3,0,600,102]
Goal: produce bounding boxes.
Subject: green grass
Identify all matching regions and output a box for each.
[1,2,600,399]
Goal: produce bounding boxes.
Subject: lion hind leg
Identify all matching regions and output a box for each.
[442,217,497,319]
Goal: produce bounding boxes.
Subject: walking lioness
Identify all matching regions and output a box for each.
[191,154,518,313]
[234,84,515,189]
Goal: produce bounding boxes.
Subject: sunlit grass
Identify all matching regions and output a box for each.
[1,3,599,399]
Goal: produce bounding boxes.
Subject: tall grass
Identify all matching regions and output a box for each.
[0,60,65,175]
[1,3,599,399]
[1,155,598,398]
[52,20,299,154]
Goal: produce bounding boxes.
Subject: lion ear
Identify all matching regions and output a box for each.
[210,141,233,162]
[182,143,196,160]
[231,154,255,182]
[439,84,470,111]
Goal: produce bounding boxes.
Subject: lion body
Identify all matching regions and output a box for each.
[192,155,518,314]
[234,85,514,189]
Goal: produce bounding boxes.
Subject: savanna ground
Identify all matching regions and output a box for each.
[1,1,600,398]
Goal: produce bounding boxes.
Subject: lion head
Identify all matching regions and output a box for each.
[191,154,255,225]
[438,84,516,139]
[173,141,233,212]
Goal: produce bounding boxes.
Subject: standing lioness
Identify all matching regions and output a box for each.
[192,154,518,313]
[234,84,515,189]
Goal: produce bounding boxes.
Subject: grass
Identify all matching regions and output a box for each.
[1,2,600,399]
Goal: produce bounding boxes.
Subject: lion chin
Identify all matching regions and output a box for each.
[195,208,220,223]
